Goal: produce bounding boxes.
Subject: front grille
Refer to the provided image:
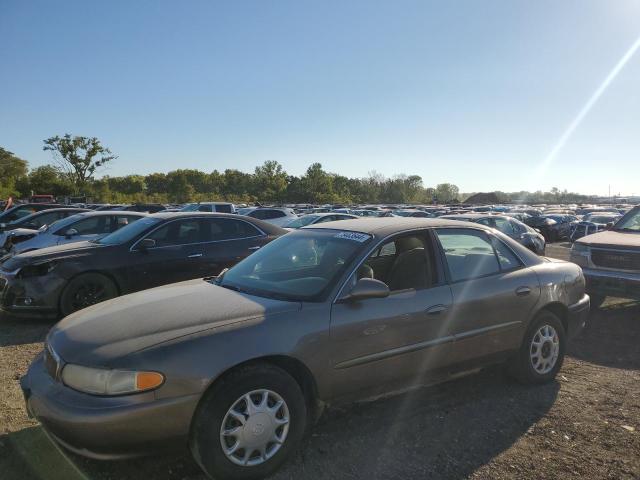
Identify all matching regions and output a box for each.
[43,344,60,380]
[591,249,640,271]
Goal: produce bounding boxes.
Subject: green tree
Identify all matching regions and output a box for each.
[43,134,117,192]
[435,183,460,203]
[17,165,74,198]
[0,147,28,198]
[253,160,288,202]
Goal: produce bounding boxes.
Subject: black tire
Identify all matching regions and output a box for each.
[190,363,308,480]
[589,294,606,309]
[59,272,119,317]
[509,310,566,384]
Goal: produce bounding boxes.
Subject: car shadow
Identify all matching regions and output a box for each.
[0,315,50,347]
[567,298,640,370]
[64,367,559,480]
[0,426,87,480]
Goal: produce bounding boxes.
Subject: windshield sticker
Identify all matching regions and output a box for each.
[334,231,371,243]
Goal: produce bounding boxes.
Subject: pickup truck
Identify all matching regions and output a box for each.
[570,205,640,307]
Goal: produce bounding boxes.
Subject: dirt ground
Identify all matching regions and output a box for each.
[1,244,638,480]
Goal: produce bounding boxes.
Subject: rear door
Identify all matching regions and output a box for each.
[198,218,268,276]
[434,228,540,365]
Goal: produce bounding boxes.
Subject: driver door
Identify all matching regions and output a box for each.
[329,231,454,400]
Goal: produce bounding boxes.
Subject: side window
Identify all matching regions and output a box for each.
[197,205,212,212]
[72,216,107,234]
[491,238,523,271]
[205,219,261,241]
[315,215,336,224]
[493,218,515,235]
[262,210,285,219]
[147,220,203,247]
[112,215,136,232]
[248,210,266,220]
[436,229,500,282]
[31,212,60,228]
[360,234,435,291]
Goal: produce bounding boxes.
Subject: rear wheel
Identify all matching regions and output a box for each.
[59,273,118,317]
[510,310,566,384]
[190,364,307,480]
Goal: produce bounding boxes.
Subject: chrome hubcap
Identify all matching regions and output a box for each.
[530,325,560,374]
[220,389,290,466]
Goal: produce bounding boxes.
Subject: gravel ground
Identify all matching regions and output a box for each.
[1,243,638,480]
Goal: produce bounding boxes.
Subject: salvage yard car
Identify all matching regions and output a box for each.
[9,211,147,255]
[570,205,640,307]
[21,218,589,480]
[441,213,546,254]
[0,207,89,252]
[0,212,285,318]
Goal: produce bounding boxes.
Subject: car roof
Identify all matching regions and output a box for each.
[441,213,512,220]
[306,217,486,236]
[73,211,148,217]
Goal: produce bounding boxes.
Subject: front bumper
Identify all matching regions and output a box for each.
[0,269,63,319]
[21,355,201,459]
[583,268,640,301]
[566,294,590,339]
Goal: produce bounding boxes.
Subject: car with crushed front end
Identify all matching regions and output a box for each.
[570,205,640,307]
[0,212,285,318]
[0,207,90,253]
[20,217,589,480]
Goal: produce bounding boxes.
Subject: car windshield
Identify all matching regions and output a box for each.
[217,229,371,302]
[284,215,320,228]
[96,217,161,245]
[613,209,640,232]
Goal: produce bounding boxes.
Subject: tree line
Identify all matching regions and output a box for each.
[1,135,593,206]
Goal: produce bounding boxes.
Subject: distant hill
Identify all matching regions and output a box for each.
[464,192,502,204]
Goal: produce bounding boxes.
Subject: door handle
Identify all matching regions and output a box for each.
[426,304,448,315]
[247,246,261,251]
[515,286,531,296]
[187,253,203,258]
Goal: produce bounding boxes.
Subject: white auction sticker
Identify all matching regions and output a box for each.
[334,231,371,242]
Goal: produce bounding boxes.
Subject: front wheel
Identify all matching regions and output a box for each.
[59,272,119,317]
[509,310,566,384]
[190,364,307,480]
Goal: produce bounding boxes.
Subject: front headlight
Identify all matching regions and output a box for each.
[61,364,164,395]
[570,242,590,267]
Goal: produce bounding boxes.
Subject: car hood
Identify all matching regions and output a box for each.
[576,230,640,250]
[48,278,301,365]
[0,241,102,271]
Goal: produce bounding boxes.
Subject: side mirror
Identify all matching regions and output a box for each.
[341,278,390,302]
[137,238,156,251]
[606,222,614,230]
[65,228,78,238]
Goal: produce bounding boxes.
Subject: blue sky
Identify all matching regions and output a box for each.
[1,0,639,195]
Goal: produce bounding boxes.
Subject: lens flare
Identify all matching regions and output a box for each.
[536,34,640,179]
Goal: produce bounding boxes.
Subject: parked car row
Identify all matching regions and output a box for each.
[18,216,589,480]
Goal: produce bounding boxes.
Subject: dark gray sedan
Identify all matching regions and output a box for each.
[21,218,589,479]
